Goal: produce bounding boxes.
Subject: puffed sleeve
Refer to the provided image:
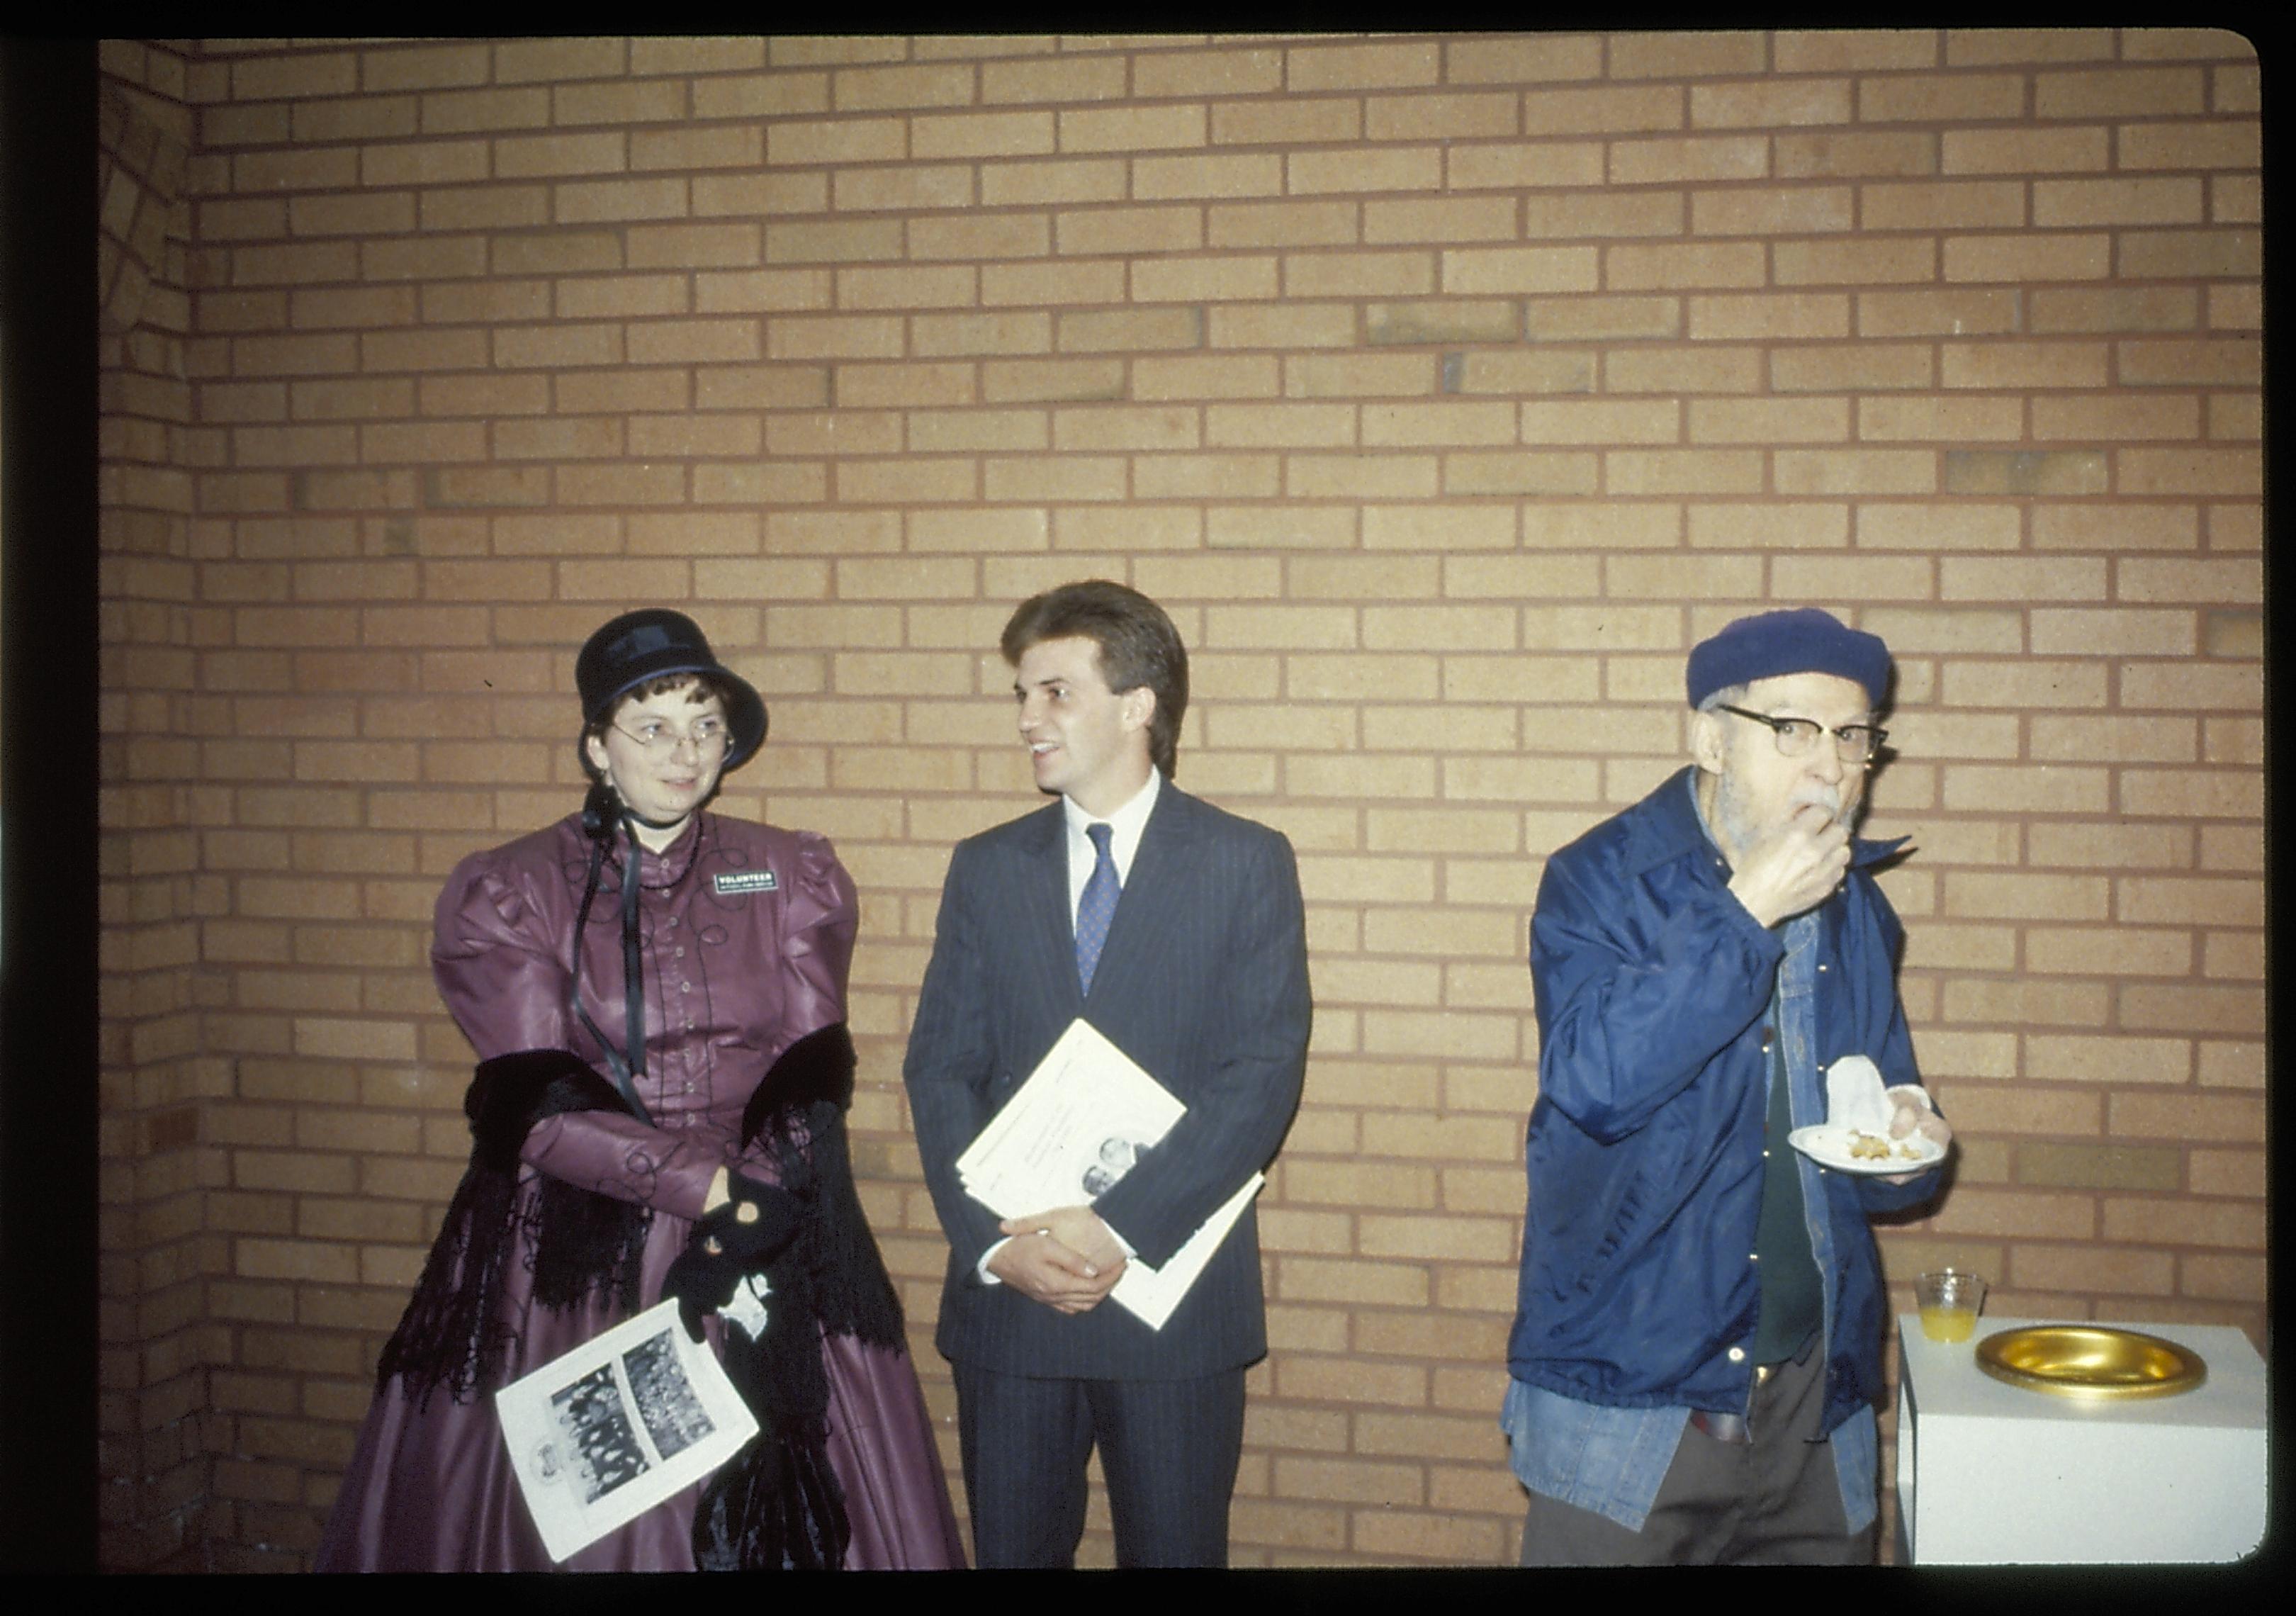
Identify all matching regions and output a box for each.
[432,850,575,1060]
[765,829,859,1059]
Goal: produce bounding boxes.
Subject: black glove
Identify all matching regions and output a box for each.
[663,1172,805,1340]
[710,1170,805,1267]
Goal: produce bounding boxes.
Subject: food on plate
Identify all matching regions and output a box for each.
[1847,1129,1924,1162]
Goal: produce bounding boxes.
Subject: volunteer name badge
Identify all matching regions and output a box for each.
[712,870,778,897]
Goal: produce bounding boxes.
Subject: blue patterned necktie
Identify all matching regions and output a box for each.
[1075,822,1118,996]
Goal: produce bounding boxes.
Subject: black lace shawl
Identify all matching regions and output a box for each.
[373,1022,905,1569]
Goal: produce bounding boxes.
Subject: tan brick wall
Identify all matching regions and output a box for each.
[95,30,2263,1568]
[96,42,223,1573]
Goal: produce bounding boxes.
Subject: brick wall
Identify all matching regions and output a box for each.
[96,44,218,1571]
[93,30,2263,1569]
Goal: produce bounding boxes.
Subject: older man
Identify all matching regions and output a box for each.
[1503,608,1951,1565]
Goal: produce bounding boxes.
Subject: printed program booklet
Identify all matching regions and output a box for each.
[957,1017,1263,1330]
[495,1298,759,1561]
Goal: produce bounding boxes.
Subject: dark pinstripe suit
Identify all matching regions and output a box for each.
[904,784,1311,1561]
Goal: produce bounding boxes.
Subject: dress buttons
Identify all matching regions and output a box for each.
[1727,1347,1746,1363]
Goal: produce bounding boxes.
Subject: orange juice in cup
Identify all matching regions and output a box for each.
[1919,1303,1977,1342]
[1915,1269,1986,1342]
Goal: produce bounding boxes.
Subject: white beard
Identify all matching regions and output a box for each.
[1711,770,1848,866]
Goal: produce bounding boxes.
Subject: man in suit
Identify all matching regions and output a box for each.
[904,580,1312,1569]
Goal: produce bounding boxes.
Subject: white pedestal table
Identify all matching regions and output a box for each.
[1893,1313,2265,1564]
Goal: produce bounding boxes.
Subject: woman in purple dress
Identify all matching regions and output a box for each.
[316,610,966,1571]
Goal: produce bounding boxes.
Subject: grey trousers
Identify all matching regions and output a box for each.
[1518,1346,1879,1566]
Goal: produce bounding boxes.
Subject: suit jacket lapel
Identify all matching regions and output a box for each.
[1019,803,1084,1015]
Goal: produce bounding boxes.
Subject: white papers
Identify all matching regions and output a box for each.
[958,1017,1261,1331]
[494,1299,759,1564]
[957,1019,1179,1211]
[1822,1054,1892,1133]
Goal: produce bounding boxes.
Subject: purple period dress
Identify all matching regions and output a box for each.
[315,812,966,1571]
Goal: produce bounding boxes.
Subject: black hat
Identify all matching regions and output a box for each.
[575,609,767,770]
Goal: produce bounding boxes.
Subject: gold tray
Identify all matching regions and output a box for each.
[1975,1325,2206,1399]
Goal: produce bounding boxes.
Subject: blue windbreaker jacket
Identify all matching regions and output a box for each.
[1507,768,1941,1436]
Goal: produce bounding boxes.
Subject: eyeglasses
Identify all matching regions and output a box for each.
[611,716,731,756]
[1713,704,1888,765]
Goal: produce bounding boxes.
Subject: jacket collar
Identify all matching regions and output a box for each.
[1023,775,1198,858]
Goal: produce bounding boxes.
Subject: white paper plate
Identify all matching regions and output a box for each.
[1787,1123,1945,1175]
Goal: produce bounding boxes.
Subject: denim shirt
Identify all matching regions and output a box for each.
[1502,773,1891,1534]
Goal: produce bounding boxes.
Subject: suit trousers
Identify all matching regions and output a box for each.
[1516,1342,1876,1566]
[953,1362,1247,1568]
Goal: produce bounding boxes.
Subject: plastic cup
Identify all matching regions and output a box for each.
[1915,1269,1987,1342]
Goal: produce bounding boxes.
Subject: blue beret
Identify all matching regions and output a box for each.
[1686,608,1891,709]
